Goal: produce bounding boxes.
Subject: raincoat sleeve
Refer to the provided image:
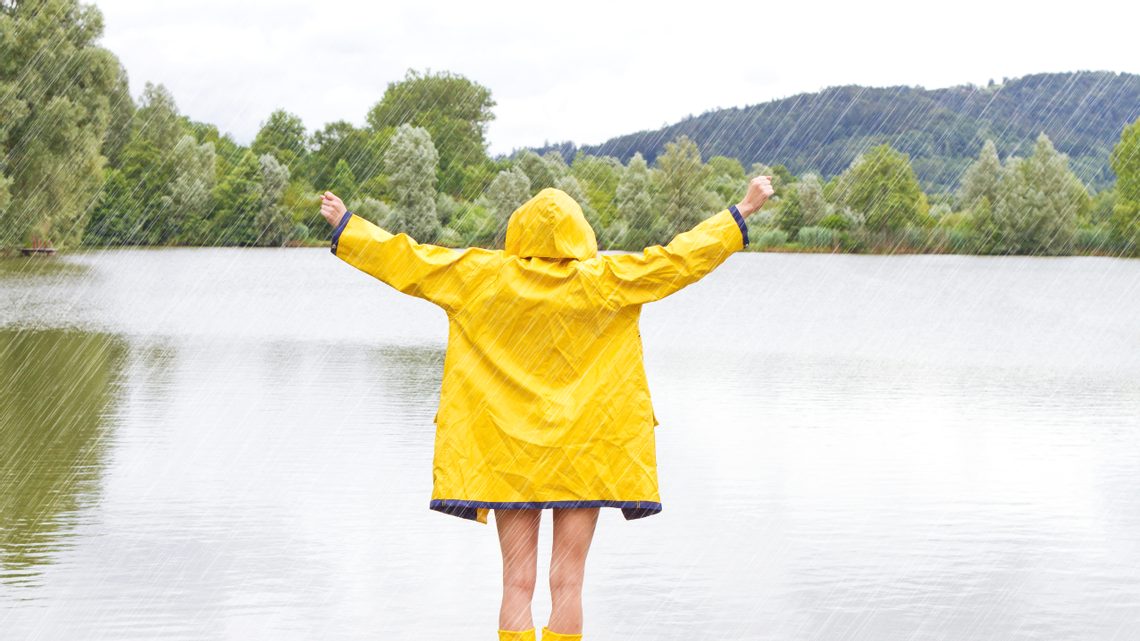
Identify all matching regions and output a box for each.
[597,205,749,307]
[330,211,498,313]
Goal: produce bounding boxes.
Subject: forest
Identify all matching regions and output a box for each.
[2,0,1138,257]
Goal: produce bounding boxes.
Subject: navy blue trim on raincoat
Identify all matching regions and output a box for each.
[330,210,354,254]
[729,205,749,247]
[430,499,662,521]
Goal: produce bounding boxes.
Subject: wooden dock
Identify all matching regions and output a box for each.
[19,238,57,256]
[20,247,57,256]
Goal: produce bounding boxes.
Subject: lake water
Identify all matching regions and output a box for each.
[2,247,1139,640]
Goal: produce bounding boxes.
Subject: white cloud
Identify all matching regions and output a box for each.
[93,0,1140,156]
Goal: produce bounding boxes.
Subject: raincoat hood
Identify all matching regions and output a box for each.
[505,188,598,260]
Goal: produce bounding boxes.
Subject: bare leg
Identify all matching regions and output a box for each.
[496,508,541,631]
[547,507,600,635]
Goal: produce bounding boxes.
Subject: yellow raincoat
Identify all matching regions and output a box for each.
[331,188,749,524]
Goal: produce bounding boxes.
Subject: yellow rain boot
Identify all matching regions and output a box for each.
[498,627,536,641]
[541,626,582,640]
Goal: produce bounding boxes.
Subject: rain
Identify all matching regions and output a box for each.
[2,0,1140,639]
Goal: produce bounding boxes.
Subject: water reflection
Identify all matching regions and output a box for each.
[0,329,127,586]
[1,249,1139,640]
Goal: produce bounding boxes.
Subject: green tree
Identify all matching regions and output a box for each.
[366,69,496,196]
[837,144,929,233]
[543,151,571,178]
[82,169,134,245]
[328,158,358,203]
[304,120,387,191]
[796,173,830,226]
[611,152,665,249]
[775,186,805,235]
[570,152,621,227]
[1089,189,1116,227]
[957,139,1002,212]
[554,174,606,246]
[251,109,307,173]
[654,135,716,237]
[160,135,215,244]
[769,164,795,188]
[707,156,746,181]
[984,133,1089,254]
[187,120,244,175]
[1109,117,1140,251]
[0,0,123,249]
[254,153,292,246]
[516,150,558,192]
[100,60,136,168]
[108,82,189,244]
[484,166,531,247]
[382,123,442,242]
[131,82,186,155]
[777,174,830,236]
[210,150,262,246]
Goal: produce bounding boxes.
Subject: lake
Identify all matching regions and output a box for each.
[2,247,1139,640]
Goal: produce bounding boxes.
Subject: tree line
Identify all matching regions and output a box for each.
[1,0,1138,257]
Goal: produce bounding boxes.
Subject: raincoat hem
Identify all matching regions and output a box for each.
[429,499,662,523]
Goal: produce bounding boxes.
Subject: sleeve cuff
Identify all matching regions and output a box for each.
[728,205,749,248]
[330,211,353,254]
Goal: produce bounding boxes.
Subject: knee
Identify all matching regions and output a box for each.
[503,571,537,597]
[548,572,584,599]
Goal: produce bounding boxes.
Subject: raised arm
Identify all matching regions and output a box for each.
[320,191,499,314]
[594,175,773,308]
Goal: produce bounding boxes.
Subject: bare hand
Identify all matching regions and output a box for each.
[320,191,347,227]
[735,176,774,217]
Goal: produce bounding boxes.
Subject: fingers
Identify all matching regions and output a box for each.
[319,188,347,228]
[750,175,773,194]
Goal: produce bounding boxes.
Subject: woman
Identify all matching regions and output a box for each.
[319,175,772,641]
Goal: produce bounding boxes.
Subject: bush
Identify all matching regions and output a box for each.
[796,226,841,248]
[449,201,496,247]
[818,213,852,231]
[350,196,394,227]
[1074,226,1118,254]
[753,228,788,249]
[435,227,464,248]
[901,225,928,251]
[929,202,953,220]
[936,211,975,231]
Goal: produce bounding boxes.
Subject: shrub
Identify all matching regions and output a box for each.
[947,229,975,253]
[796,226,841,248]
[753,228,789,249]
[350,197,394,227]
[818,213,852,231]
[936,211,975,231]
[450,201,496,247]
[901,225,928,251]
[1073,226,1118,254]
[435,227,465,248]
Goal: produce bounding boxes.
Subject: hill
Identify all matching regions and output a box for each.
[526,71,1140,192]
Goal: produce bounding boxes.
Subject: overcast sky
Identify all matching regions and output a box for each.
[94,0,1138,157]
